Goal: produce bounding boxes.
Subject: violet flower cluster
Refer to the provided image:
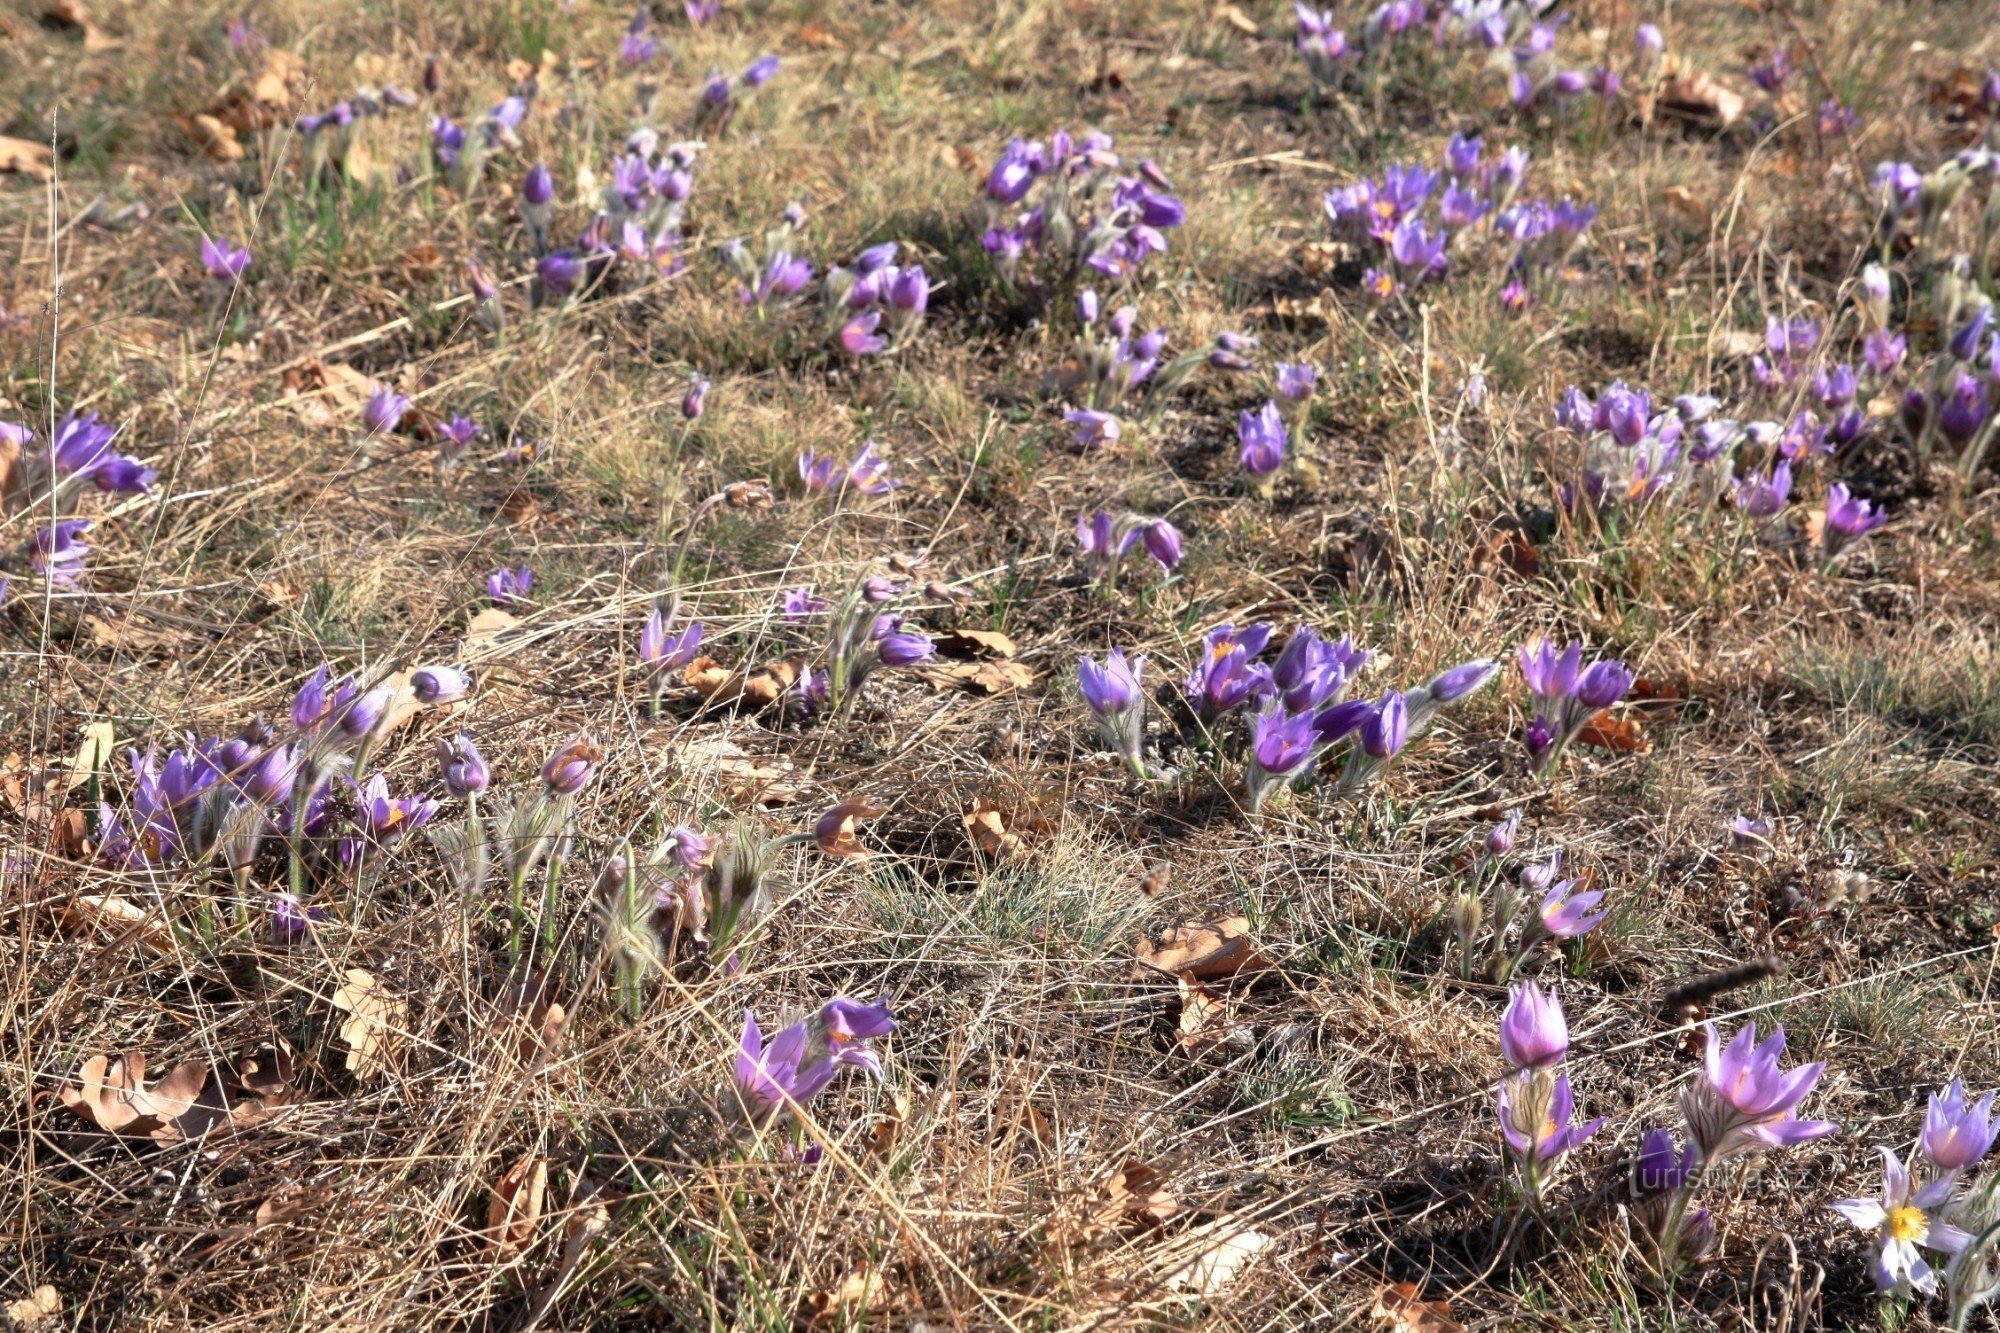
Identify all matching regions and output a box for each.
[1452,817,1608,981]
[1064,291,1253,421]
[1518,637,1632,770]
[1075,510,1182,589]
[3,411,157,590]
[1829,1080,2000,1320]
[1323,140,1593,306]
[819,571,936,717]
[979,129,1186,288]
[1294,0,1580,87]
[731,996,896,1129]
[799,440,899,497]
[821,241,931,357]
[1495,984,1604,1202]
[694,54,781,135]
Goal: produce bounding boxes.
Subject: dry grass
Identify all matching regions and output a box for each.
[4,0,2000,1328]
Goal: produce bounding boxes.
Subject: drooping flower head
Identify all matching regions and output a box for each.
[541,738,602,795]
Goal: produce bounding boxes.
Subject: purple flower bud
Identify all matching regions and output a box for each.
[1486,810,1520,856]
[1141,519,1183,570]
[437,731,490,796]
[412,665,471,703]
[682,373,710,420]
[1066,409,1120,449]
[1446,133,1483,179]
[1575,660,1633,710]
[1077,289,1100,325]
[1238,401,1289,478]
[338,684,394,739]
[1636,23,1663,54]
[542,739,601,795]
[1275,363,1318,403]
[362,388,410,436]
[1951,303,1993,362]
[537,251,583,296]
[1499,982,1568,1069]
[741,54,780,86]
[201,236,252,281]
[1427,659,1496,703]
[1359,691,1408,759]
[1923,1079,1998,1172]
[878,630,934,666]
[522,163,554,206]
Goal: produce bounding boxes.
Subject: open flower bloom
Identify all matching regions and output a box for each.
[1499,981,1568,1069]
[639,608,704,671]
[732,996,896,1127]
[812,799,885,857]
[1829,1147,1973,1294]
[1498,1068,1604,1167]
[1822,484,1888,560]
[1532,877,1609,939]
[356,773,439,846]
[201,236,252,281]
[1922,1079,1998,1172]
[1681,1020,1838,1163]
[487,565,533,606]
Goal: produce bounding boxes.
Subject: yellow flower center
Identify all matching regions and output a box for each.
[1887,1206,1928,1245]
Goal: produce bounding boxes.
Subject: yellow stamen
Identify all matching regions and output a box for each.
[1887,1205,1928,1245]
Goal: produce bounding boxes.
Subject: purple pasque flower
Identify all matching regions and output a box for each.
[1729,814,1773,847]
[783,587,828,620]
[684,0,719,22]
[877,629,933,666]
[1748,46,1792,92]
[1388,217,1446,278]
[798,448,843,491]
[680,373,711,421]
[32,519,91,585]
[270,892,325,942]
[1951,303,1994,362]
[200,236,251,281]
[1138,518,1182,571]
[620,20,658,66]
[1681,1021,1838,1163]
[1078,647,1148,778]
[1184,624,1276,720]
[1498,1069,1605,1174]
[1594,381,1651,448]
[740,54,781,87]
[1271,626,1365,713]
[639,608,704,671]
[336,682,395,741]
[844,440,898,495]
[1439,183,1489,229]
[839,311,887,357]
[1923,1080,1998,1173]
[1531,876,1609,940]
[1732,460,1792,517]
[487,565,533,607]
[1499,981,1568,1069]
[1242,703,1318,813]
[541,738,601,795]
[1575,659,1634,711]
[1426,659,1497,704]
[241,741,302,805]
[1358,690,1408,760]
[1519,638,1582,702]
[355,773,439,846]
[1821,484,1888,562]
[1066,409,1121,449]
[537,251,584,297]
[1939,372,1992,447]
[1238,401,1289,481]
[361,387,410,437]
[436,730,490,796]
[1829,1147,1973,1295]
[1274,362,1318,406]
[731,996,895,1127]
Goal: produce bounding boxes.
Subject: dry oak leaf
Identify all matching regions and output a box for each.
[0,136,54,182]
[254,1183,333,1229]
[1651,70,1745,128]
[1373,1281,1464,1332]
[1096,1159,1180,1231]
[868,1089,911,1156]
[181,114,244,161]
[42,0,117,49]
[1661,185,1711,223]
[1575,709,1648,753]
[679,654,734,696]
[4,1285,60,1328]
[1211,3,1261,35]
[805,1265,891,1323]
[1176,971,1230,1054]
[58,1051,207,1139]
[65,720,115,790]
[331,968,405,1078]
[1162,1226,1273,1294]
[941,659,1035,696]
[60,893,178,956]
[933,627,1016,659]
[1136,916,1273,981]
[485,1154,548,1264]
[964,799,1023,861]
[459,606,522,658]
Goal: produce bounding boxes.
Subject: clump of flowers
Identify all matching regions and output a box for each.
[819,571,936,716]
[821,242,931,358]
[296,81,421,179]
[1494,984,1604,1203]
[1064,291,1252,423]
[1324,140,1594,307]
[721,211,815,317]
[694,54,781,134]
[978,129,1186,289]
[730,996,896,1129]
[798,440,899,497]
[1518,637,1632,771]
[1451,819,1608,980]
[1074,509,1181,589]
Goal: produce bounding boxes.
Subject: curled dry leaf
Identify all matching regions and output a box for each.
[4,1285,60,1328]
[1162,1226,1273,1294]
[0,137,55,182]
[1650,70,1746,129]
[60,893,178,957]
[1175,971,1229,1054]
[182,114,245,162]
[1138,864,1170,898]
[58,1044,292,1143]
[868,1089,911,1156]
[963,798,1023,861]
[1575,709,1647,753]
[460,606,522,658]
[933,628,1016,660]
[254,1183,333,1229]
[815,799,886,857]
[331,968,405,1079]
[683,656,804,709]
[1136,916,1273,981]
[1373,1281,1464,1332]
[485,1155,548,1264]
[941,659,1035,696]
[805,1265,890,1324]
[65,720,115,791]
[42,0,117,49]
[1096,1159,1180,1231]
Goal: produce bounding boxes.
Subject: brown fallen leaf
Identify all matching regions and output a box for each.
[60,893,178,956]
[963,798,1023,861]
[680,654,734,696]
[1211,2,1261,35]
[58,1051,206,1139]
[1373,1281,1465,1332]
[0,136,54,182]
[1661,185,1711,223]
[1163,1226,1273,1294]
[868,1090,911,1156]
[1096,1159,1180,1231]
[254,1183,332,1229]
[485,1154,548,1264]
[998,1092,1057,1152]
[1176,971,1230,1054]
[941,660,1035,696]
[1474,527,1540,581]
[1138,864,1170,898]
[65,720,115,790]
[460,606,522,657]
[805,1265,890,1323]
[4,1285,60,1328]
[1136,916,1273,981]
[1651,70,1745,129]
[814,799,886,858]
[248,48,308,111]
[331,968,405,1079]
[42,0,117,49]
[81,612,191,656]
[934,628,1016,659]
[1575,709,1648,753]
[683,656,805,709]
[182,114,245,161]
